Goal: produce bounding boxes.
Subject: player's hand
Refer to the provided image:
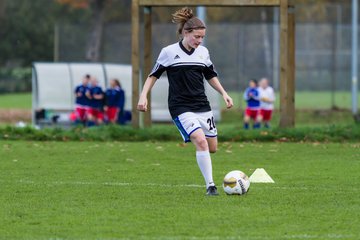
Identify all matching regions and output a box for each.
[85,90,91,98]
[223,94,233,109]
[137,96,148,112]
[261,97,270,102]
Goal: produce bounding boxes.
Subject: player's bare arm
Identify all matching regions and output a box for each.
[137,76,157,112]
[208,77,233,109]
[260,97,272,103]
[93,94,103,100]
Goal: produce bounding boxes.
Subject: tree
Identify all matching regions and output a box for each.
[0,0,57,66]
[56,0,111,62]
[0,0,5,20]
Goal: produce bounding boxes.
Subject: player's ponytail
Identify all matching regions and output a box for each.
[172,7,206,37]
[113,79,121,88]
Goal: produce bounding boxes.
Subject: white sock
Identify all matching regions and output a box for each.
[196,151,215,188]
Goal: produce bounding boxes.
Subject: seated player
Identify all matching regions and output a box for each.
[243,79,261,129]
[74,74,91,125]
[104,79,122,124]
[86,77,104,126]
[258,78,275,128]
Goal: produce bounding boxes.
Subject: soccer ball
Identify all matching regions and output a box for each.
[223,170,250,195]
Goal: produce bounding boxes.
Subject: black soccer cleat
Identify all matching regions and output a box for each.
[206,186,219,196]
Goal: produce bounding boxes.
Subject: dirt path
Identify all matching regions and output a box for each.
[0,109,31,124]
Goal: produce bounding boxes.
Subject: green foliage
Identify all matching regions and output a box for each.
[0,0,130,67]
[0,0,353,68]
[0,68,32,93]
[0,0,57,66]
[1,124,359,142]
[0,141,359,239]
[220,124,360,142]
[0,0,92,67]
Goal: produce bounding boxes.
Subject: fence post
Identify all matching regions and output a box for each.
[131,0,140,128]
[143,6,152,127]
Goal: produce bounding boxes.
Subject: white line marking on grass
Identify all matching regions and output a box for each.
[283,234,355,239]
[93,234,356,240]
[14,180,205,188]
[4,180,360,193]
[269,186,309,190]
[144,234,356,240]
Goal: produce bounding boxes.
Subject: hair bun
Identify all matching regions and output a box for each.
[172,7,194,24]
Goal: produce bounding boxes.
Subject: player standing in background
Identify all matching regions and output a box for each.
[86,77,104,126]
[137,7,233,196]
[104,79,123,124]
[243,79,261,129]
[258,78,275,128]
[74,74,91,125]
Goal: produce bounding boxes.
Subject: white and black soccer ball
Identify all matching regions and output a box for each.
[223,170,250,195]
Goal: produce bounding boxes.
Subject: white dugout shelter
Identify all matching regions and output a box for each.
[32,62,220,127]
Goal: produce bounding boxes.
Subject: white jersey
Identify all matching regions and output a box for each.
[258,86,275,110]
[150,41,217,118]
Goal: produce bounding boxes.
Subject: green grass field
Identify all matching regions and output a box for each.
[0,91,359,110]
[1,140,359,239]
[0,93,31,109]
[226,91,360,110]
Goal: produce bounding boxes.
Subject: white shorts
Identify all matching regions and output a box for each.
[173,111,217,143]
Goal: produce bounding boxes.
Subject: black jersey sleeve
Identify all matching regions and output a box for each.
[203,64,218,80]
[203,49,218,80]
[149,48,169,78]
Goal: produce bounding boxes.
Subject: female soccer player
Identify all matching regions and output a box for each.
[137,7,233,196]
[74,74,91,124]
[104,79,124,124]
[86,77,104,126]
[243,79,261,129]
[258,78,275,128]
